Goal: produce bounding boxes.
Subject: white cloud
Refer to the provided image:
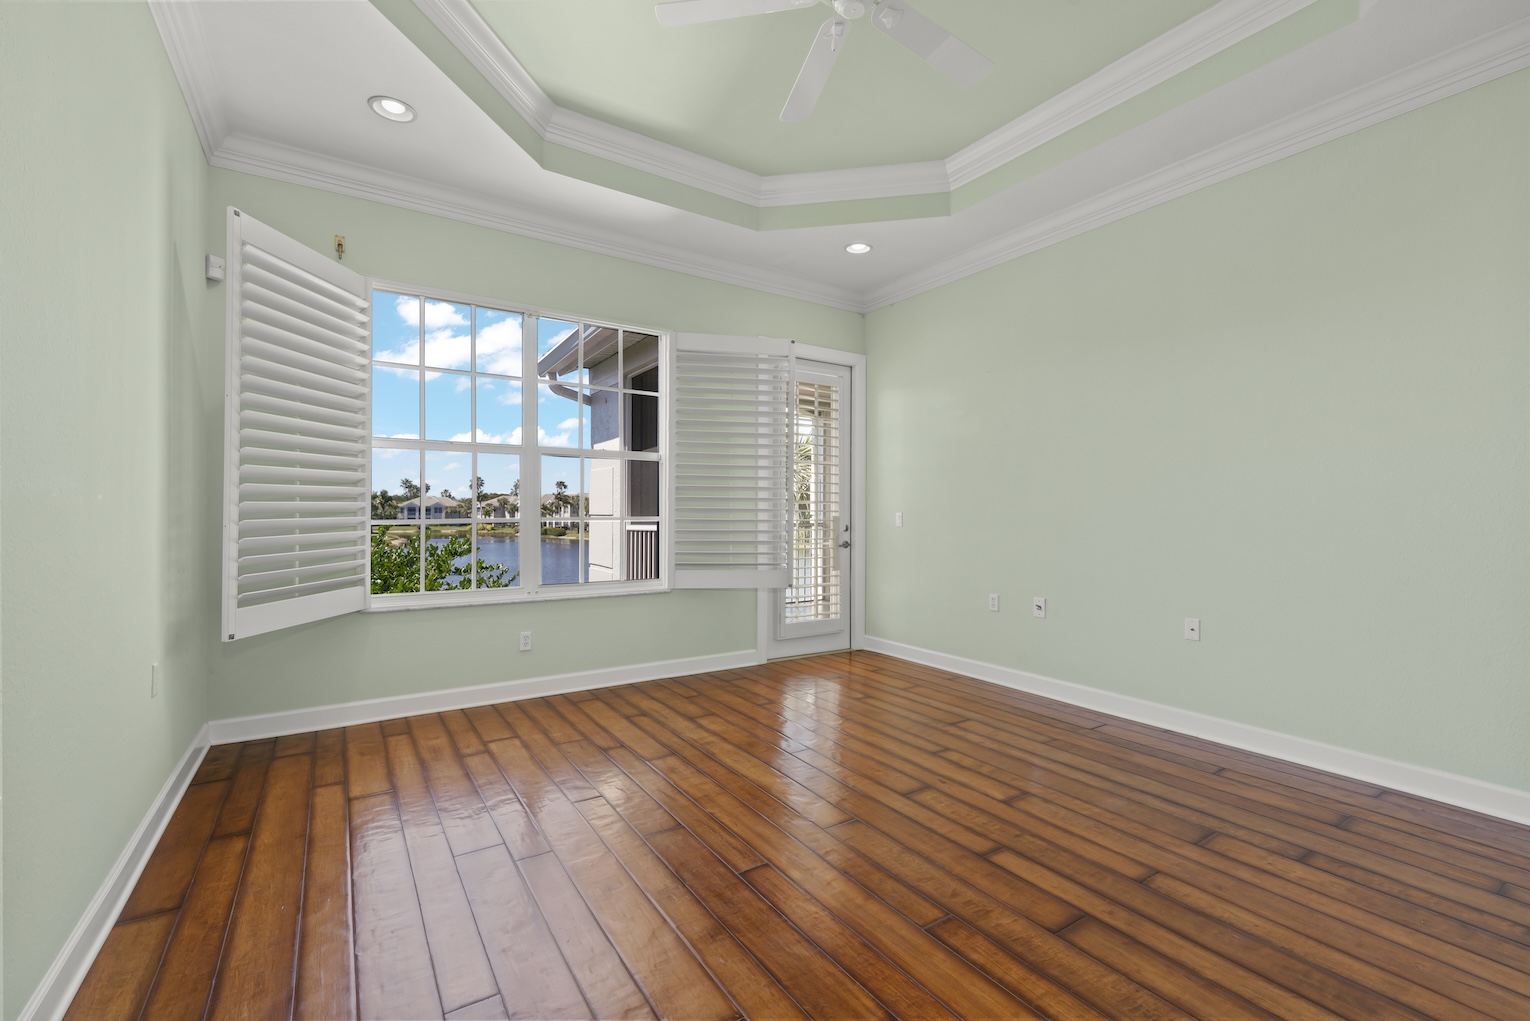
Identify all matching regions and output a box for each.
[422,327,472,370]
[395,296,468,330]
[477,317,523,377]
[557,417,581,432]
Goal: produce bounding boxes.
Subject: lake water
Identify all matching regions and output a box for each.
[427,534,588,586]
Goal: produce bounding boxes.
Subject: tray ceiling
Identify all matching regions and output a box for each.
[468,0,1221,176]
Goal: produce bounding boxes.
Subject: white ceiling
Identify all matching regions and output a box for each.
[153,0,1530,312]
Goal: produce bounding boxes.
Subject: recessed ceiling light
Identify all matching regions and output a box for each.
[845,242,872,254]
[369,95,416,123]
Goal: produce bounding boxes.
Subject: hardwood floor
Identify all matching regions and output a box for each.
[66,651,1530,1020]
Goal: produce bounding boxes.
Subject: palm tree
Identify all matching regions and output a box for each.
[794,440,815,530]
[372,488,397,519]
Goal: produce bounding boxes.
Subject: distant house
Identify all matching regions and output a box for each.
[479,496,516,519]
[397,495,463,520]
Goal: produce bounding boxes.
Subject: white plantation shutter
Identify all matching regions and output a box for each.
[671,334,793,589]
[221,208,370,640]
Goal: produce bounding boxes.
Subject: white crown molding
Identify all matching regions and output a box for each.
[208,649,757,742]
[148,0,228,161]
[17,725,211,1021]
[865,16,1530,311]
[865,637,1530,826]
[415,0,556,135]
[407,0,1322,208]
[208,134,865,313]
[758,159,952,207]
[944,0,1325,188]
[543,106,764,206]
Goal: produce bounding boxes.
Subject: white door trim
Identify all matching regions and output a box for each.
[758,344,866,661]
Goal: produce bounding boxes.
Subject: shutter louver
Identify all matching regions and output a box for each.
[671,334,793,589]
[221,208,370,640]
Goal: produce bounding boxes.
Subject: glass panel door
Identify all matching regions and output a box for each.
[771,360,850,654]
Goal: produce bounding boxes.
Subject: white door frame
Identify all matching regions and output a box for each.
[757,344,866,661]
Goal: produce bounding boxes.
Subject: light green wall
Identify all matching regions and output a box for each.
[202,170,864,721]
[0,3,214,1017]
[867,70,1530,792]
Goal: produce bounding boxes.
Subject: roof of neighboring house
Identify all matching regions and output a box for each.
[537,325,656,381]
[398,495,463,508]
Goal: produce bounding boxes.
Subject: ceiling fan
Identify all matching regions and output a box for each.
[654,0,993,122]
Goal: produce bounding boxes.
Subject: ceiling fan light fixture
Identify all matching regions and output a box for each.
[368,95,416,122]
[845,242,872,254]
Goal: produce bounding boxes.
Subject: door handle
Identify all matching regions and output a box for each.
[839,540,851,549]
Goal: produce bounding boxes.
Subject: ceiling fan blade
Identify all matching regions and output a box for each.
[655,0,819,28]
[781,17,848,122]
[871,0,992,88]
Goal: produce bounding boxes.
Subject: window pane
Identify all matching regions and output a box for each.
[373,292,420,363]
[425,372,471,441]
[587,520,659,583]
[537,384,581,448]
[585,457,620,518]
[475,308,522,376]
[474,524,520,589]
[588,388,619,449]
[371,448,421,520]
[475,377,521,445]
[372,368,419,440]
[425,526,473,590]
[421,299,472,370]
[623,334,660,392]
[475,453,519,520]
[371,524,420,593]
[537,318,579,382]
[540,523,586,585]
[581,326,621,387]
[424,451,473,521]
[540,455,582,522]
[629,460,660,518]
[625,391,659,452]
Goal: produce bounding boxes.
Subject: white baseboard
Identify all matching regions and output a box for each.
[19,723,212,1021]
[864,636,1530,827]
[207,649,758,744]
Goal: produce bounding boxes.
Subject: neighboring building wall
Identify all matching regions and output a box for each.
[866,69,1530,793]
[0,4,215,1016]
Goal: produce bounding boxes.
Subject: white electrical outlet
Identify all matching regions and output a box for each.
[519,631,533,652]
[150,663,161,698]
[988,593,1000,612]
[1184,618,1200,641]
[894,511,903,527]
[1033,597,1046,618]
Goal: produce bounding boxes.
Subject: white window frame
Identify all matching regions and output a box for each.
[364,277,671,611]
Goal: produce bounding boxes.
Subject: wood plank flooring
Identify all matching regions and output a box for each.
[67,651,1530,1019]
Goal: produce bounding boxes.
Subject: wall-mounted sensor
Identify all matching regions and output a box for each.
[205,254,225,282]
